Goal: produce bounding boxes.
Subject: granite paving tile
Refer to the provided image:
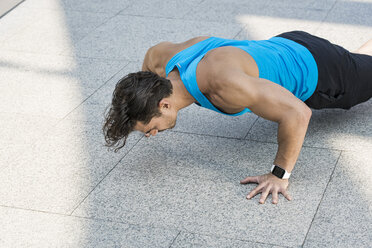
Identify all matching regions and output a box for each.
[314,0,372,52]
[166,0,270,24]
[171,104,257,139]
[1,8,114,55]
[20,0,132,14]
[0,112,60,165]
[233,8,325,41]
[315,22,372,52]
[184,0,327,29]
[325,0,372,27]
[1,0,371,247]
[64,62,139,124]
[0,118,142,214]
[0,51,126,118]
[246,108,372,151]
[0,206,178,248]
[66,15,243,60]
[119,0,203,19]
[0,0,24,17]
[171,231,286,248]
[303,150,372,247]
[0,4,39,42]
[265,0,337,10]
[72,131,340,247]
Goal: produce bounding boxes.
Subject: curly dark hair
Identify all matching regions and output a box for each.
[103,71,173,153]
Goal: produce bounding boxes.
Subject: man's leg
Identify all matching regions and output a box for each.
[354,39,372,56]
[346,41,372,108]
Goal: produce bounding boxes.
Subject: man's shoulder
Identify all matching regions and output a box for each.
[201,47,244,75]
[197,45,261,92]
[196,53,239,94]
[201,46,247,75]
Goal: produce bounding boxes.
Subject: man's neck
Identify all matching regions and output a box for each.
[167,75,195,112]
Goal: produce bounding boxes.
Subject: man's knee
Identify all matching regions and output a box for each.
[354,39,372,56]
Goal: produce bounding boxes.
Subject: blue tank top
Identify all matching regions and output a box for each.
[165,36,318,116]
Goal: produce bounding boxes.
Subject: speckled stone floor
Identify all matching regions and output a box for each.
[0,0,371,247]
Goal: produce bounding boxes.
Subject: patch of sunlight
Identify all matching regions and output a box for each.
[4,0,88,230]
[327,132,372,151]
[0,0,84,118]
[35,4,78,61]
[345,0,372,3]
[235,15,371,48]
[38,0,89,196]
[325,132,372,214]
[339,149,372,214]
[235,15,320,40]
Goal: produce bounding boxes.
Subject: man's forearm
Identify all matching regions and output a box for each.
[273,111,311,172]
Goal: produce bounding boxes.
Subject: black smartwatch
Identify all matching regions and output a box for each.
[271,164,291,179]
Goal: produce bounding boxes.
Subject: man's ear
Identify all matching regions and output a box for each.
[159,98,171,109]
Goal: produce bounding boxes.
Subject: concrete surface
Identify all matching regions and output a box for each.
[0,0,371,247]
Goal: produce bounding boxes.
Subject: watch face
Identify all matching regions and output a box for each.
[272,166,285,178]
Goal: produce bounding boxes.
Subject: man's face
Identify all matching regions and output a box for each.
[134,110,177,137]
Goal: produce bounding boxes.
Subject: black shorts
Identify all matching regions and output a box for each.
[275,31,372,109]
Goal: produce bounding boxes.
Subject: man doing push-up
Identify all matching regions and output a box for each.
[103,31,372,204]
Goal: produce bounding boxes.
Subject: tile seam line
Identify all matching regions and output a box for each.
[71,214,179,233]
[179,6,194,19]
[247,138,345,152]
[0,204,178,234]
[68,135,145,216]
[169,130,345,152]
[177,0,208,19]
[0,134,143,217]
[314,0,338,33]
[57,7,128,57]
[176,230,294,248]
[117,7,334,23]
[116,13,183,20]
[301,150,343,247]
[75,211,294,248]
[323,0,339,22]
[114,13,243,25]
[0,204,69,217]
[55,61,130,126]
[0,0,26,19]
[0,60,129,168]
[233,25,246,39]
[0,48,129,61]
[0,204,290,248]
[15,3,132,15]
[0,2,37,44]
[0,204,290,247]
[168,230,181,248]
[243,116,259,139]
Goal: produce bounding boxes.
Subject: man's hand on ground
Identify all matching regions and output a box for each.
[240,173,292,204]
